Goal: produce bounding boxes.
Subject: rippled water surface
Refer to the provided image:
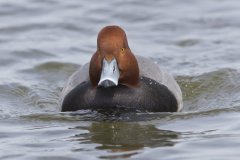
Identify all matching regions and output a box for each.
[1,0,240,159]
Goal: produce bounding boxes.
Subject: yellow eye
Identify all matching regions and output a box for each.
[121,48,125,53]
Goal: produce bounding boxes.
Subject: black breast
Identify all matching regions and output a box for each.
[61,76,178,112]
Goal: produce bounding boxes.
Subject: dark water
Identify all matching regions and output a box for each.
[1,0,240,159]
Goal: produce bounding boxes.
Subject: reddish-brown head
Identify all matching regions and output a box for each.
[89,26,139,88]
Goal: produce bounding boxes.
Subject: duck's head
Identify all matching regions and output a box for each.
[89,26,139,88]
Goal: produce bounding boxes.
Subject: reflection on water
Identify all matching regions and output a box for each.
[69,122,179,158]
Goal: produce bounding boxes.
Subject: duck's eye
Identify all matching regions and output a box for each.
[121,48,125,53]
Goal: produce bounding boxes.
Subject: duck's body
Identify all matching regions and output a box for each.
[60,26,183,112]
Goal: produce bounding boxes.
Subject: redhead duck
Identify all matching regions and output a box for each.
[60,26,183,112]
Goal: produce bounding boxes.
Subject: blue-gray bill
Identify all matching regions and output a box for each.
[98,58,120,88]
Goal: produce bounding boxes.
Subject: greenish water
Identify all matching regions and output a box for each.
[1,0,240,159]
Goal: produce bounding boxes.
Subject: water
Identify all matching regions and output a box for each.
[1,0,240,159]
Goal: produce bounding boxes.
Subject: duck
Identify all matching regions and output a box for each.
[60,25,183,112]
